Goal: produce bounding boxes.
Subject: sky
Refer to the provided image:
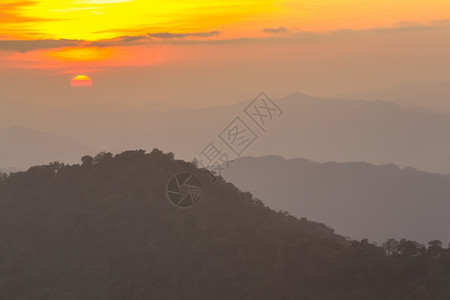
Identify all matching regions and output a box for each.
[1,0,450,109]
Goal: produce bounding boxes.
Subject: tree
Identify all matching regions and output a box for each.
[427,240,443,258]
[383,238,399,255]
[397,239,425,257]
[81,155,94,166]
[94,151,113,164]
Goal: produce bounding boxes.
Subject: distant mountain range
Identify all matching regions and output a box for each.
[343,81,450,113]
[223,155,450,244]
[0,127,95,169]
[3,92,450,173]
[235,92,450,173]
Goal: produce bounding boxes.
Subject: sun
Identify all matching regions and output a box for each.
[71,75,93,87]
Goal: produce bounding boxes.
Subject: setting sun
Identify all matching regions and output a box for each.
[70,75,93,87]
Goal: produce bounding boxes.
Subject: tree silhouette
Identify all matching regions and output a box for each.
[0,150,449,299]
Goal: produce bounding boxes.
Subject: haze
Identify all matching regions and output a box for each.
[1,0,450,249]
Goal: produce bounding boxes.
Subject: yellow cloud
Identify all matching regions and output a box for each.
[3,0,450,42]
[2,0,450,70]
[2,0,276,40]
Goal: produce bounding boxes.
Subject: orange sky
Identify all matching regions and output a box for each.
[0,0,449,109]
[1,0,450,72]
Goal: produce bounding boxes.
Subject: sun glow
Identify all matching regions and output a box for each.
[49,47,114,62]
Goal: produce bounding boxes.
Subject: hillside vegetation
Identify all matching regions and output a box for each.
[0,150,449,299]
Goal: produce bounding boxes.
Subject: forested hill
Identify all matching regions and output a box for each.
[1,150,450,300]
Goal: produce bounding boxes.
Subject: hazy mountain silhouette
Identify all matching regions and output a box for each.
[223,155,450,243]
[343,81,450,113]
[3,93,450,173]
[251,93,450,173]
[1,150,450,299]
[0,126,95,169]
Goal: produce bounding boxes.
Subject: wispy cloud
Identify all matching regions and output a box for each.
[370,22,436,33]
[0,30,221,52]
[263,27,288,34]
[89,35,148,47]
[148,31,220,39]
[285,21,441,41]
[0,1,59,24]
[0,39,82,52]
[430,19,450,26]
[1,20,448,53]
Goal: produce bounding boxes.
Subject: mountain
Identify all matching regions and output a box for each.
[342,81,450,113]
[223,155,450,243]
[4,92,450,173]
[0,126,95,169]
[1,150,450,299]
[250,93,450,174]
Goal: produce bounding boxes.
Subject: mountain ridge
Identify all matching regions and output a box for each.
[223,155,450,243]
[1,149,450,299]
[3,92,450,173]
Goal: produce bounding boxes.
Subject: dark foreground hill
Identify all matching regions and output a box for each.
[1,150,450,300]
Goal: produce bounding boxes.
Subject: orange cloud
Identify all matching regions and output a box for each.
[2,45,170,73]
[2,0,450,73]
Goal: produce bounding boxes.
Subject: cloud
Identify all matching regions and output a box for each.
[0,1,57,23]
[90,31,220,47]
[0,39,82,52]
[263,27,288,34]
[0,37,149,52]
[119,35,148,42]
[0,30,221,52]
[370,23,436,33]
[148,31,220,39]
[430,19,450,26]
[286,22,441,41]
[1,19,447,53]
[89,35,148,47]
